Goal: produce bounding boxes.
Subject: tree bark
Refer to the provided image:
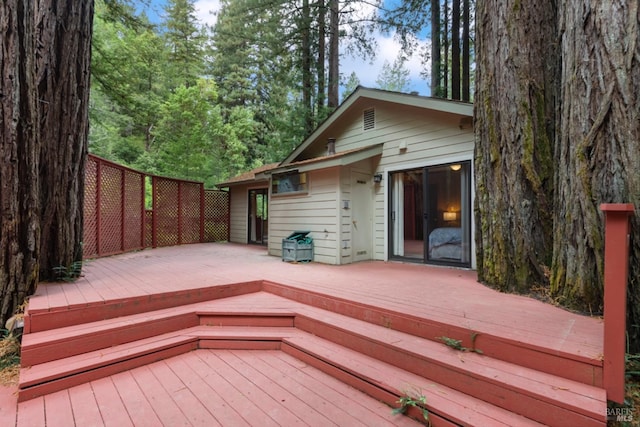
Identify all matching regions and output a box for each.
[36,0,93,280]
[461,0,470,101]
[0,0,40,324]
[316,0,326,114]
[327,0,339,108]
[300,0,314,135]
[474,1,557,292]
[430,0,441,97]
[552,1,640,346]
[451,0,460,100]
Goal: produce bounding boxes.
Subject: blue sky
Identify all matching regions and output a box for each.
[142,0,430,95]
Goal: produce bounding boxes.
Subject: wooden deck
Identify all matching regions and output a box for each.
[0,243,607,426]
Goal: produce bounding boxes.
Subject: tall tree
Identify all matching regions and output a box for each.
[552,1,640,347]
[451,0,460,100]
[300,0,314,135]
[474,1,556,292]
[475,0,639,350]
[36,1,94,280]
[91,5,167,153]
[461,0,471,101]
[327,0,339,107]
[163,0,206,88]
[0,0,93,325]
[0,0,40,324]
[430,0,442,96]
[376,56,411,92]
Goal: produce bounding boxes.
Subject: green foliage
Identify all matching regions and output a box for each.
[341,72,361,101]
[438,335,483,354]
[52,260,84,282]
[162,0,207,88]
[392,389,430,424]
[376,56,411,93]
[89,0,440,186]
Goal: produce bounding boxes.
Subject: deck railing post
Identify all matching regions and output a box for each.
[601,203,635,404]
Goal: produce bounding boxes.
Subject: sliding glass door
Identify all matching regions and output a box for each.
[389,161,471,266]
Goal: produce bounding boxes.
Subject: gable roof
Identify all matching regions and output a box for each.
[257,144,383,177]
[219,87,473,187]
[280,86,473,165]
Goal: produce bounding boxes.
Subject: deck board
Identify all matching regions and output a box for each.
[43,389,75,427]
[90,377,134,427]
[109,371,163,427]
[167,353,251,427]
[1,243,605,426]
[128,365,192,426]
[67,382,103,426]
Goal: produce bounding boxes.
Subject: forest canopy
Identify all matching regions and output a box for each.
[89,0,474,187]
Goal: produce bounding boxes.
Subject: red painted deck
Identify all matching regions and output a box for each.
[7,349,421,427]
[0,243,607,426]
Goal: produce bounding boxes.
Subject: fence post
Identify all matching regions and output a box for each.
[601,203,635,404]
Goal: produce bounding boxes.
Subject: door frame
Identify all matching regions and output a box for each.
[383,156,475,269]
[247,188,268,245]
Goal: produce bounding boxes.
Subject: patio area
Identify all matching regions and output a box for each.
[0,243,606,426]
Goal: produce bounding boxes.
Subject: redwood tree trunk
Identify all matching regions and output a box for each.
[552,1,640,347]
[451,0,460,100]
[0,0,40,323]
[327,0,339,108]
[430,0,441,97]
[35,0,93,280]
[474,1,557,292]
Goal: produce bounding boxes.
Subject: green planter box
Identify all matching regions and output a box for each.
[282,231,313,262]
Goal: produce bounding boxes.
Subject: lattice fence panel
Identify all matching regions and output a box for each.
[154,177,180,247]
[145,209,153,248]
[180,182,203,244]
[99,163,124,255]
[123,170,145,251]
[83,156,98,258]
[204,190,230,242]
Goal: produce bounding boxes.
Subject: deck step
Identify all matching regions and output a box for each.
[281,333,546,427]
[22,287,602,388]
[263,281,603,387]
[19,325,551,427]
[19,319,607,426]
[284,331,605,427]
[18,326,298,402]
[291,307,606,426]
[21,295,294,367]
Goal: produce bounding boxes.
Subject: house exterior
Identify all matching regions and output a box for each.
[218,87,475,268]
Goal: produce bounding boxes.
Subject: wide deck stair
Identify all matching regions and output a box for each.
[19,281,607,426]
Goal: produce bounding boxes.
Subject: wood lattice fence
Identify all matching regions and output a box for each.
[83,154,229,259]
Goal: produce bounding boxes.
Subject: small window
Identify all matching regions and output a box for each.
[363,108,375,131]
[272,171,308,195]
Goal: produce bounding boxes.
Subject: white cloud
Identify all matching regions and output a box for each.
[194,0,221,26]
[341,33,430,95]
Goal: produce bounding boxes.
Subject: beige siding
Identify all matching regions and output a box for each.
[228,184,270,245]
[266,98,474,266]
[372,109,475,263]
[309,102,474,263]
[268,168,340,264]
[228,186,248,244]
